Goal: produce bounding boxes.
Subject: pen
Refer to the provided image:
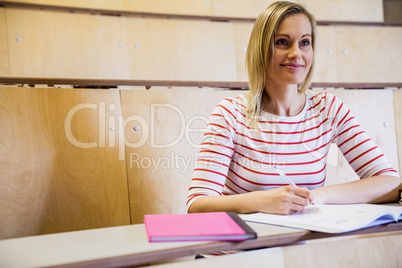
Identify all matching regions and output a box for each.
[274,166,296,186]
[273,166,314,205]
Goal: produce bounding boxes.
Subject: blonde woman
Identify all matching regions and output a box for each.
[187,1,401,215]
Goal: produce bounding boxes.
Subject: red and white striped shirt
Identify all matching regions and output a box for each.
[187,91,399,210]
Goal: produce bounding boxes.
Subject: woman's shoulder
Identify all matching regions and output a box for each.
[306,90,340,107]
[210,94,247,125]
[217,94,247,111]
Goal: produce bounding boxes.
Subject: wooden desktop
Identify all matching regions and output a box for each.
[0,216,401,267]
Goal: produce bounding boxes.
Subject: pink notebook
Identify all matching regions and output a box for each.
[144,212,257,242]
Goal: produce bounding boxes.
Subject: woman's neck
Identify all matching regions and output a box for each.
[263,84,305,117]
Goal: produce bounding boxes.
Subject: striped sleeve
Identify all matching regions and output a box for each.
[329,96,399,179]
[186,98,238,211]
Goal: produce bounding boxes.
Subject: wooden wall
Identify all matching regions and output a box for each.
[0,0,401,239]
[394,89,402,184]
[0,0,385,21]
[0,87,130,239]
[0,0,401,82]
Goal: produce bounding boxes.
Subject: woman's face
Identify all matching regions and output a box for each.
[267,13,313,87]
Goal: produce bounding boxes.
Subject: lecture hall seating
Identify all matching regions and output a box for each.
[0,0,401,241]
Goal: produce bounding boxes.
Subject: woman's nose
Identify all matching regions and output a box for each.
[288,44,301,59]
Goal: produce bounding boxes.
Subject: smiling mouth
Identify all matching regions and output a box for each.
[281,63,304,68]
[280,63,304,70]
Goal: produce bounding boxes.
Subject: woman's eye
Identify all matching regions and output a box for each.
[301,39,311,46]
[275,39,288,46]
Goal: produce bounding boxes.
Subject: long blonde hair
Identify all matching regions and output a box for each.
[245,1,316,128]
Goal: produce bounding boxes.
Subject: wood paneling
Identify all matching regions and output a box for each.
[4,6,399,82]
[2,1,400,82]
[393,89,402,173]
[283,233,402,268]
[123,0,214,16]
[1,0,125,11]
[0,8,9,76]
[304,0,383,22]
[145,232,402,267]
[125,17,237,81]
[6,8,131,79]
[302,0,341,21]
[3,0,385,22]
[312,26,339,82]
[5,8,237,81]
[211,0,269,18]
[232,22,253,82]
[335,26,402,83]
[0,86,130,239]
[283,234,402,268]
[120,88,246,223]
[316,25,402,84]
[337,0,383,22]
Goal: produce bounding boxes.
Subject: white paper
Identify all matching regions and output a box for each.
[240,204,402,233]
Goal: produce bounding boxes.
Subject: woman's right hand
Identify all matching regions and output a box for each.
[253,186,313,215]
[188,185,313,215]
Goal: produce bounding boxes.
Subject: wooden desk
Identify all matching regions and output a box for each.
[0,221,401,267]
[151,230,402,268]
